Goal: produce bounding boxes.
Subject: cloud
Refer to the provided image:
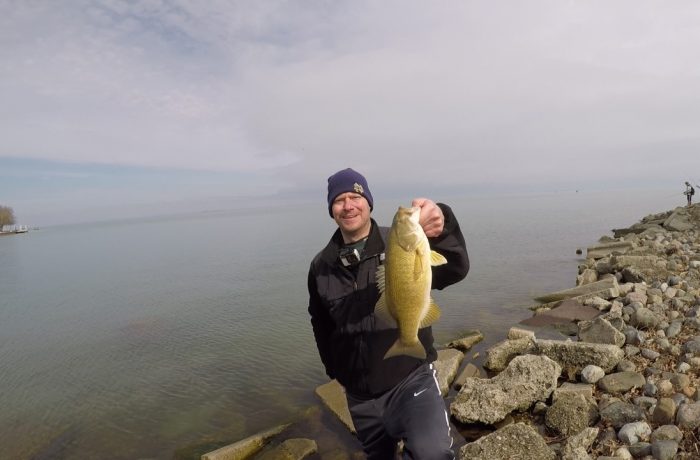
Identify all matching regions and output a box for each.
[2,0,700,214]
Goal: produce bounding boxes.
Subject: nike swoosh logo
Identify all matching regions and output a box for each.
[413,389,428,397]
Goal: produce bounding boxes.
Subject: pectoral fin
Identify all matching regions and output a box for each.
[414,252,423,279]
[430,250,447,266]
[419,298,441,328]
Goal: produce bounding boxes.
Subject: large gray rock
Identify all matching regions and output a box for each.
[534,339,625,376]
[433,348,464,396]
[663,208,694,231]
[545,393,598,436]
[446,330,484,351]
[451,355,561,425]
[578,317,626,346]
[453,363,485,390]
[597,372,645,394]
[534,278,621,303]
[459,423,556,460]
[256,439,318,460]
[599,401,647,429]
[676,402,700,429]
[201,424,291,460]
[314,380,355,434]
[560,427,599,460]
[483,337,535,372]
[587,241,634,259]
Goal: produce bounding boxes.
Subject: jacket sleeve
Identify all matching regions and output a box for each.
[307,264,336,379]
[429,203,470,290]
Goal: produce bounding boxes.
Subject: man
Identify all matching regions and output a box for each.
[685,181,695,207]
[307,168,469,459]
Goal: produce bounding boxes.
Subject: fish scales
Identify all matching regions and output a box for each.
[375,206,447,359]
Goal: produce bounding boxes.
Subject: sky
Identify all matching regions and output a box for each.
[2,0,700,226]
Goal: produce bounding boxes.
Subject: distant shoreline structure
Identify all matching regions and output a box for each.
[0,225,29,235]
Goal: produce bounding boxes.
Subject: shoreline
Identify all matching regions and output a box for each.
[193,203,700,459]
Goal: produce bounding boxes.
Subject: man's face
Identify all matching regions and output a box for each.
[331,192,371,242]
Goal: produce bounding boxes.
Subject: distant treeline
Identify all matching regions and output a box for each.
[0,205,16,226]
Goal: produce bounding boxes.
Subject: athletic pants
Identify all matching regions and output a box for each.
[346,363,455,460]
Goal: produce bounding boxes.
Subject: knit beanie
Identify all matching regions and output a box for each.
[326,168,374,216]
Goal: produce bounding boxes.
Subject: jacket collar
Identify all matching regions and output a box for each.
[320,218,385,265]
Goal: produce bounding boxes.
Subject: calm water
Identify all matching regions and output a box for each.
[0,189,681,458]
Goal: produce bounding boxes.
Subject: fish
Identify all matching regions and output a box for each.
[374,206,448,359]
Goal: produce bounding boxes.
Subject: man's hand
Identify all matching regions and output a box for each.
[412,198,444,238]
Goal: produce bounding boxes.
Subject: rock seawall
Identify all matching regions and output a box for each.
[197,204,700,460]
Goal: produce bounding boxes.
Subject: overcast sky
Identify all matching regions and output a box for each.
[2,1,700,225]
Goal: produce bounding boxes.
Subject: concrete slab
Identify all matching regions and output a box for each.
[314,380,355,434]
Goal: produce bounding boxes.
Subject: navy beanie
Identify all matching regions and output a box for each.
[326,168,374,216]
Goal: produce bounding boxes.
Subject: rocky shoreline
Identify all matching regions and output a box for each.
[198,203,700,460]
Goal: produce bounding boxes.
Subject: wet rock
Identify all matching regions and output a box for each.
[314,381,355,434]
[458,423,555,460]
[451,355,561,425]
[446,330,484,351]
[256,438,318,460]
[201,424,291,460]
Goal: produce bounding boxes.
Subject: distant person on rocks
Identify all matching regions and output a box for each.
[307,168,469,459]
[685,181,695,207]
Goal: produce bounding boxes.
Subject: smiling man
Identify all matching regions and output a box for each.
[307,168,470,459]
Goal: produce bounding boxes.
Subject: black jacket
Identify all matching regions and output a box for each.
[307,203,469,398]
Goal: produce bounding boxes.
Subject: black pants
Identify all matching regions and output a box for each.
[346,363,455,460]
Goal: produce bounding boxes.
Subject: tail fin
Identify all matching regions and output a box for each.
[383,339,427,360]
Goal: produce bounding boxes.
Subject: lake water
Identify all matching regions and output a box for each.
[0,189,682,459]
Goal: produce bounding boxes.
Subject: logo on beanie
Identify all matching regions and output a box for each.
[353,183,364,194]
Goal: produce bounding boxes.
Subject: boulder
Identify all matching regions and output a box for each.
[560,427,598,460]
[446,330,484,351]
[533,278,620,304]
[256,439,318,460]
[314,380,355,434]
[458,423,556,460]
[597,372,645,394]
[599,401,646,429]
[545,393,599,436]
[663,208,694,232]
[483,337,535,372]
[587,241,634,260]
[453,363,485,390]
[201,424,291,460]
[534,339,625,375]
[578,317,625,347]
[451,355,561,425]
[433,348,464,396]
